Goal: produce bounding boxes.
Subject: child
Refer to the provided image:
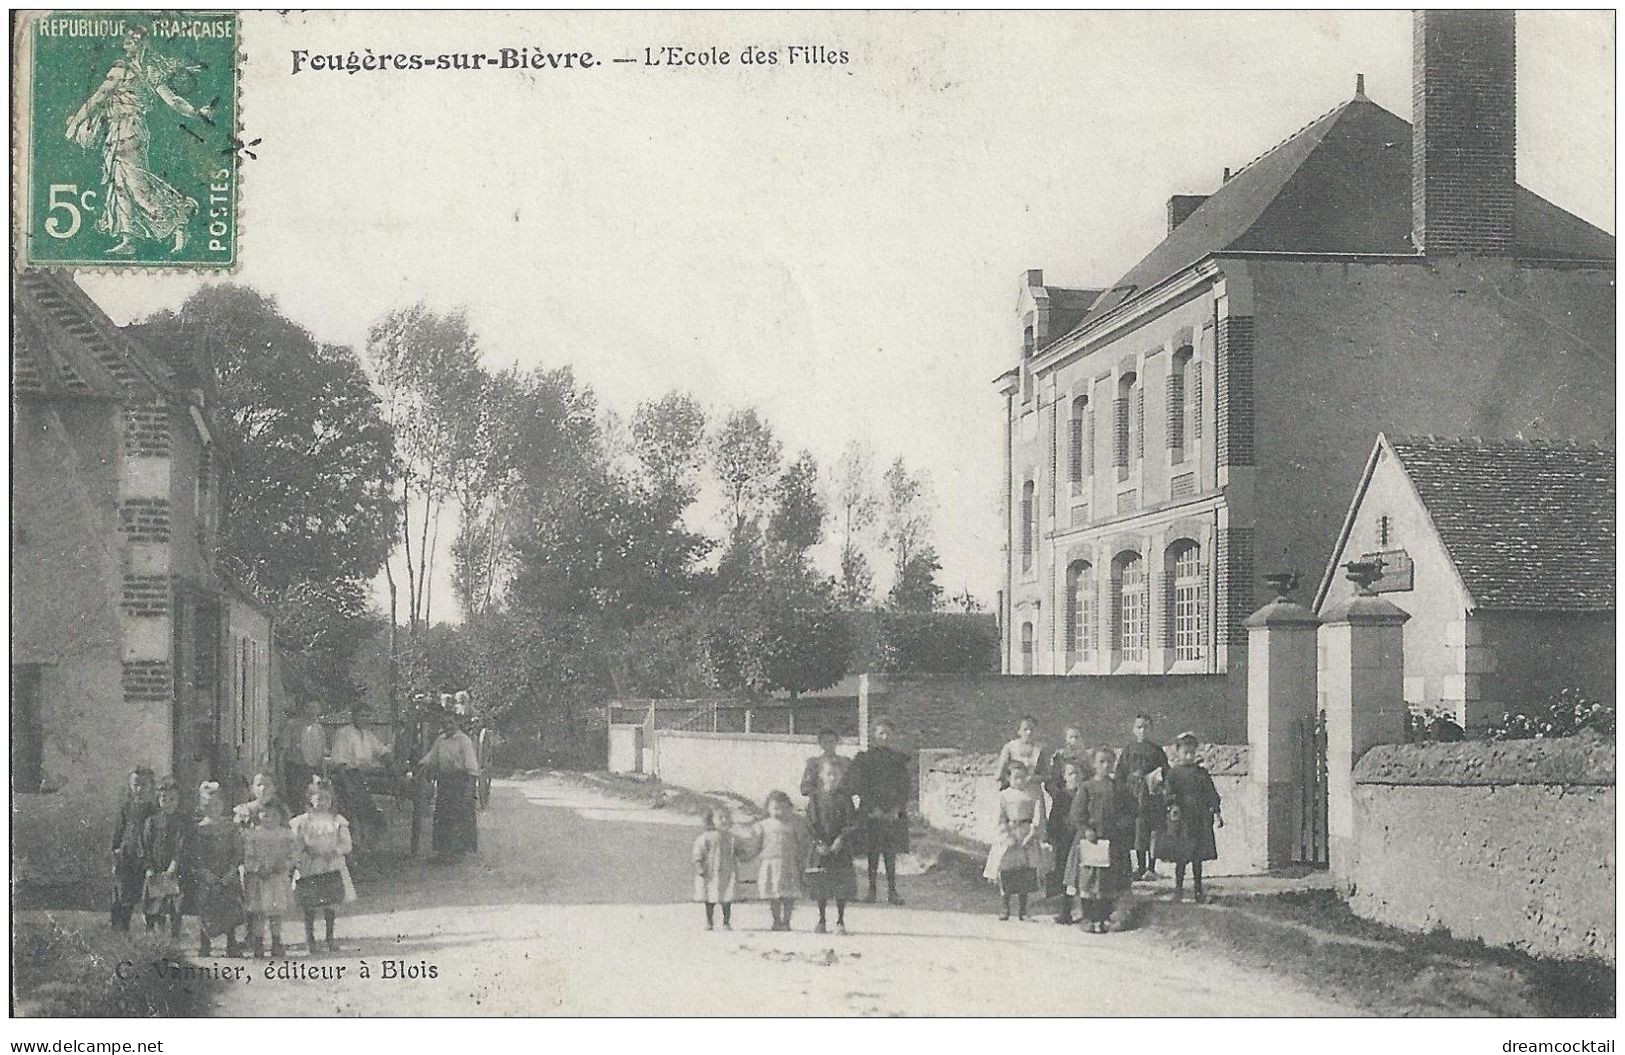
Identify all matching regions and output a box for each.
[140,777,187,938]
[242,800,298,958]
[291,777,354,955]
[753,791,806,931]
[805,760,858,935]
[110,767,156,931]
[234,771,279,827]
[189,782,245,957]
[1066,748,1132,933]
[692,807,747,931]
[982,758,1047,920]
[1161,732,1223,903]
[1047,761,1083,923]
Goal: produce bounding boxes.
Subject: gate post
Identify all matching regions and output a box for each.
[1244,576,1321,869]
[1319,563,1410,894]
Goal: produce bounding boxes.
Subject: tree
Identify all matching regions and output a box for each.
[711,408,783,542]
[880,457,938,607]
[831,440,878,607]
[133,286,396,698]
[759,603,852,697]
[889,543,944,612]
[366,304,486,638]
[632,392,707,505]
[768,450,824,560]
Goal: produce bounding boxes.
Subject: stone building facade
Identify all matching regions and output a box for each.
[11,271,273,882]
[997,11,1614,680]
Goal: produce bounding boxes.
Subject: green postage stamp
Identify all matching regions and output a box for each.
[15,11,240,269]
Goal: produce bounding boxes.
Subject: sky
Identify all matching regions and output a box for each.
[81,10,1616,623]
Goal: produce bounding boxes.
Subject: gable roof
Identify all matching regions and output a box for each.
[12,271,180,402]
[1321,434,1616,612]
[1075,95,1616,326]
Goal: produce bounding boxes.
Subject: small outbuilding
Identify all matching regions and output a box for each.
[1315,434,1614,730]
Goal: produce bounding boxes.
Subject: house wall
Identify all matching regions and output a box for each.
[1478,612,1616,722]
[1351,739,1614,963]
[12,400,170,883]
[1316,443,1472,718]
[226,597,274,783]
[1249,255,1615,642]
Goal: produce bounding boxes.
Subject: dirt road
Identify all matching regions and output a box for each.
[206,774,1358,1016]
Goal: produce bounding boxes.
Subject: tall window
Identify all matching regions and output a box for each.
[1169,347,1193,463]
[1020,622,1035,675]
[1020,480,1036,571]
[1068,396,1088,485]
[1114,372,1137,480]
[1066,560,1095,660]
[1169,541,1206,662]
[1113,552,1147,662]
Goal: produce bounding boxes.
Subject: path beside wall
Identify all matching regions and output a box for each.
[1351,737,1615,963]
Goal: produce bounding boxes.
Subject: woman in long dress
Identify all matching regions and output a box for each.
[421,713,480,859]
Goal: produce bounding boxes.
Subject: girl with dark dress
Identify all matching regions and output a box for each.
[805,761,859,934]
[1046,759,1083,922]
[1161,732,1224,903]
[110,767,156,931]
[189,782,245,957]
[1066,748,1133,933]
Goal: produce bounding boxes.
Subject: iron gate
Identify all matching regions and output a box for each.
[1293,710,1329,866]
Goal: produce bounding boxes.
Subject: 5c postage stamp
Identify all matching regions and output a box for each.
[14,10,239,269]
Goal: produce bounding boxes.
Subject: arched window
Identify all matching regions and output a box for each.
[1065,560,1095,660]
[1113,551,1147,662]
[1115,372,1140,481]
[1168,540,1206,662]
[1019,621,1035,675]
[1022,324,1035,357]
[1169,346,1193,462]
[1068,396,1089,485]
[1020,480,1036,571]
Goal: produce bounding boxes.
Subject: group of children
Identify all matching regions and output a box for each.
[110,766,357,958]
[984,719,1223,933]
[692,753,861,935]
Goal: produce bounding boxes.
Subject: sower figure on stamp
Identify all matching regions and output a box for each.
[849,717,909,905]
[63,25,215,255]
[1113,714,1169,881]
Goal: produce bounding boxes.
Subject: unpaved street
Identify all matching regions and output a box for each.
[206,775,1358,1016]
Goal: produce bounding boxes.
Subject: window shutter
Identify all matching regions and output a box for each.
[1166,372,1184,450]
[1113,398,1129,468]
[1193,373,1203,440]
[1134,387,1145,462]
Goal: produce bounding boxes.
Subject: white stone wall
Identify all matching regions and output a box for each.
[650,730,858,808]
[1351,741,1615,963]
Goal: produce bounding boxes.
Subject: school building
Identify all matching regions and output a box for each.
[996,11,1614,684]
[12,271,275,882]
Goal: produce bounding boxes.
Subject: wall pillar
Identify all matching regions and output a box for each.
[1244,589,1320,868]
[1320,589,1410,893]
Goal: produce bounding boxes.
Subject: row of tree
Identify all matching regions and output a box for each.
[141,287,982,734]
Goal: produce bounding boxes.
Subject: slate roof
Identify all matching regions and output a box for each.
[12,271,178,401]
[1074,95,1616,327]
[1388,435,1616,611]
[1042,286,1103,349]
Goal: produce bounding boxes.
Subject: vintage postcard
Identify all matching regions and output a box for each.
[8,7,1616,1030]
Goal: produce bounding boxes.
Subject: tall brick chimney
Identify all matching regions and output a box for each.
[1412,10,1517,255]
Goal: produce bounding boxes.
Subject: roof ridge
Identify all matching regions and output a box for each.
[1390,433,1614,452]
[1226,98,1353,183]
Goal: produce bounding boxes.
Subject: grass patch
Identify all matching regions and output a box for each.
[13,914,220,1017]
[1144,888,1613,1018]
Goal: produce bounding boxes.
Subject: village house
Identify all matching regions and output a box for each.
[11,271,273,882]
[1315,434,1615,729]
[997,11,1614,688]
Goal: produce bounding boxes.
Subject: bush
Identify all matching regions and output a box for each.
[1486,688,1615,741]
[877,612,1000,673]
[13,915,216,1017]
